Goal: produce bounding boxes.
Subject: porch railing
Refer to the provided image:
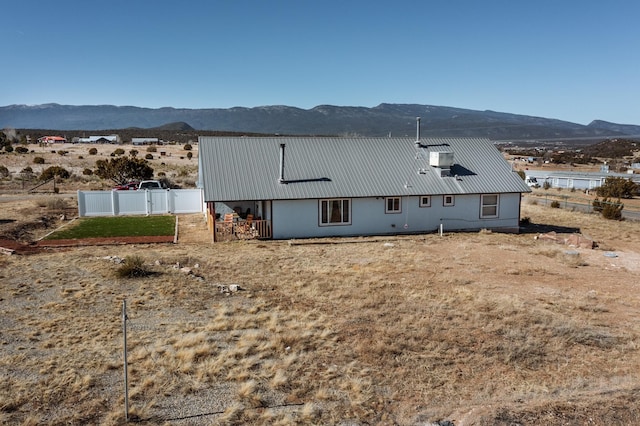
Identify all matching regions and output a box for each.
[212,219,272,241]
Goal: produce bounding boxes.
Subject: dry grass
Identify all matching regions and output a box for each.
[1,197,640,424]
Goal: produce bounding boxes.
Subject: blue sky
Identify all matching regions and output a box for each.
[2,0,639,125]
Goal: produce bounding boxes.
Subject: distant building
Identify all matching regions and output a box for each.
[38,136,67,143]
[76,135,120,144]
[131,137,160,145]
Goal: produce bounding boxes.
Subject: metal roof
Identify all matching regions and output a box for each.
[198,136,532,202]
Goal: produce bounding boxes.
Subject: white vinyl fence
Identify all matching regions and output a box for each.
[77,189,204,217]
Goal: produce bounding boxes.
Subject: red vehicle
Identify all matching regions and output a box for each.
[113,181,139,191]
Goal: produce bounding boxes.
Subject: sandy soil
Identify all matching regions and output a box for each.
[1,188,640,424]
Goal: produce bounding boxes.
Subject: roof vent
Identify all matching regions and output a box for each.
[434,167,452,177]
[429,151,454,168]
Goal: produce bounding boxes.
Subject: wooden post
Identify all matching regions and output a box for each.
[122,300,129,422]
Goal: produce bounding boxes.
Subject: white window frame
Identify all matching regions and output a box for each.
[480,194,499,218]
[443,195,455,207]
[419,196,431,207]
[319,198,351,226]
[385,197,402,214]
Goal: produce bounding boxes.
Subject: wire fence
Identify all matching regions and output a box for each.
[526,193,640,220]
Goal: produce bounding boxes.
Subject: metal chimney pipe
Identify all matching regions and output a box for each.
[416,117,421,142]
[278,143,286,184]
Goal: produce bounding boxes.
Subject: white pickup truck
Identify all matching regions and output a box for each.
[137,180,164,190]
[525,176,540,188]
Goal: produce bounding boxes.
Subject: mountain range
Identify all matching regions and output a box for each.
[2,103,639,144]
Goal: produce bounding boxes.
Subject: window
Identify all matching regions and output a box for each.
[419,196,431,207]
[443,195,455,206]
[320,199,351,225]
[385,197,401,214]
[481,194,499,218]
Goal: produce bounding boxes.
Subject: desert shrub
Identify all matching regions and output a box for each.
[4,145,13,153]
[183,143,193,151]
[543,181,551,190]
[116,256,153,278]
[550,200,560,208]
[82,168,93,176]
[146,146,157,152]
[46,198,67,210]
[157,171,166,177]
[519,216,531,226]
[94,157,153,184]
[0,165,9,178]
[602,202,624,220]
[129,149,138,157]
[112,148,125,156]
[15,146,29,154]
[57,150,68,156]
[33,156,45,164]
[177,167,192,177]
[145,153,153,160]
[593,197,624,220]
[88,147,98,155]
[596,177,638,199]
[187,152,193,160]
[39,166,70,181]
[21,166,33,174]
[516,170,525,180]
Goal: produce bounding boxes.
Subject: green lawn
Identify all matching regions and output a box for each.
[44,215,176,240]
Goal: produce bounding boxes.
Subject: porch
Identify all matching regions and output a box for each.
[205,201,272,242]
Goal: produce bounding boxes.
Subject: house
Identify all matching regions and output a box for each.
[37,136,67,144]
[198,136,532,241]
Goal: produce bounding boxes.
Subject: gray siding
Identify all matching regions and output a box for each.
[271,193,522,239]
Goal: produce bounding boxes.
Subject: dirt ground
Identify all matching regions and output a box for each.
[1,192,640,425]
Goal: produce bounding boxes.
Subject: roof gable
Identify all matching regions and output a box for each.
[199,136,531,201]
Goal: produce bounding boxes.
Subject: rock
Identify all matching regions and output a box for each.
[180,267,192,275]
[536,231,558,242]
[229,284,240,292]
[536,232,597,249]
[565,234,597,249]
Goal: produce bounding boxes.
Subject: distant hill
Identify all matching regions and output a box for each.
[150,121,195,131]
[581,138,640,159]
[1,103,638,144]
[587,120,640,137]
